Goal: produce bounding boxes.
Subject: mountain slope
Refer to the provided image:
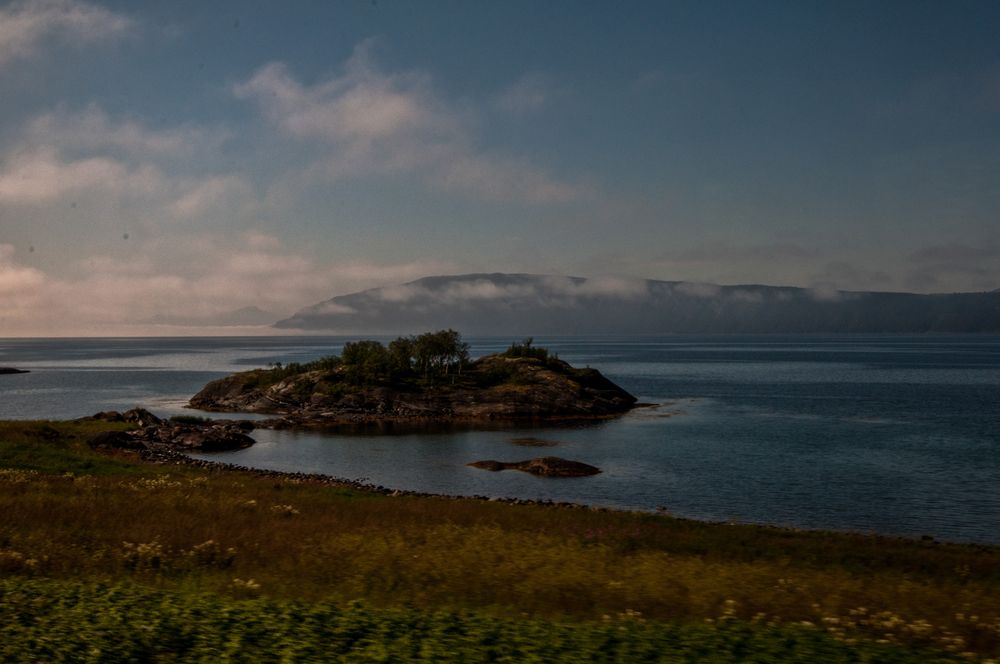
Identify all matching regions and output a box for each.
[275,273,1000,334]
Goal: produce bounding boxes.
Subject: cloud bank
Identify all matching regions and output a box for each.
[0,235,456,336]
[234,41,586,205]
[0,0,131,68]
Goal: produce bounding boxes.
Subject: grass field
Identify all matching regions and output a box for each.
[2,420,999,661]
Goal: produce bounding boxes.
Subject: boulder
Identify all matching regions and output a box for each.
[122,408,163,427]
[166,426,255,452]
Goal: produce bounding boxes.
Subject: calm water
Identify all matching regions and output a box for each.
[2,335,998,544]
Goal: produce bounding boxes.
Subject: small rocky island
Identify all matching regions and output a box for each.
[189,331,637,427]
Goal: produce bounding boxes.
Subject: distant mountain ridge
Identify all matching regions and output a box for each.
[274,273,1000,334]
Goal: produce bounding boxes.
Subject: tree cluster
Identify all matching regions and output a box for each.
[340,329,470,386]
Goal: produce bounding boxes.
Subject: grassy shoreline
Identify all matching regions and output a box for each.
[2,419,999,661]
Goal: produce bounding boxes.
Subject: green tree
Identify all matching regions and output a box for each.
[412,329,469,381]
[341,340,392,385]
[388,336,416,375]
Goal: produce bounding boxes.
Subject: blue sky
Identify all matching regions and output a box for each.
[1,0,998,334]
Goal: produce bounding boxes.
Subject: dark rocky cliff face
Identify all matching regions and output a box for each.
[189,354,637,424]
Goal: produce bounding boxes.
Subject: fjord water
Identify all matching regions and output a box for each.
[2,335,998,543]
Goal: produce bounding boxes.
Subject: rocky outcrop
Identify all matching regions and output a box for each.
[84,410,255,453]
[188,354,637,427]
[78,408,163,427]
[468,456,601,477]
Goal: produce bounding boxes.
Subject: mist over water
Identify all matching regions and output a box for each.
[2,335,998,543]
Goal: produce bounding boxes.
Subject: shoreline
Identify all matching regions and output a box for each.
[137,443,989,549]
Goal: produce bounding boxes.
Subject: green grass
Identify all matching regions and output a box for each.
[0,578,964,663]
[1,420,999,661]
[0,420,148,476]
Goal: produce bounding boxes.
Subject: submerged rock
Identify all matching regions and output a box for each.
[509,436,561,447]
[468,456,601,478]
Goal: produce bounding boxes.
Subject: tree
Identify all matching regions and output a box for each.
[341,340,392,385]
[412,329,469,381]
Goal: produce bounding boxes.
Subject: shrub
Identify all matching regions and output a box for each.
[502,337,549,361]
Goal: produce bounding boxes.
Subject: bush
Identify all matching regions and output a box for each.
[502,337,549,361]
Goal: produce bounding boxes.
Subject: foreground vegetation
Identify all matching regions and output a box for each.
[2,420,1000,661]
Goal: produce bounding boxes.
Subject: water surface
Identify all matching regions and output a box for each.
[2,335,998,543]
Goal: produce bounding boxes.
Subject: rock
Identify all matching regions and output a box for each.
[520,457,601,477]
[467,456,601,478]
[88,430,147,451]
[82,409,256,454]
[468,460,507,472]
[0,367,29,374]
[509,436,561,447]
[122,408,163,427]
[167,426,255,452]
[77,411,124,422]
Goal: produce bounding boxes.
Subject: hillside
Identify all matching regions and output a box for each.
[274,273,1000,334]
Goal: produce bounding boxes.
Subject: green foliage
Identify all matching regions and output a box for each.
[0,579,965,663]
[3,421,1000,659]
[253,330,470,389]
[337,330,471,386]
[411,329,470,380]
[259,356,341,385]
[503,337,549,361]
[0,420,146,476]
[341,340,394,386]
[388,336,416,374]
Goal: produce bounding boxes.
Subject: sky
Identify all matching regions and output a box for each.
[1,0,999,335]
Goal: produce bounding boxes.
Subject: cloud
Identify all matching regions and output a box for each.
[494,73,555,114]
[566,275,649,298]
[0,0,132,68]
[0,146,163,204]
[0,234,455,335]
[673,282,722,298]
[314,302,357,315]
[730,289,764,304]
[234,41,586,205]
[806,284,847,302]
[26,105,222,157]
[169,175,254,219]
[0,106,254,229]
[326,259,456,285]
[368,275,648,308]
[0,244,46,294]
